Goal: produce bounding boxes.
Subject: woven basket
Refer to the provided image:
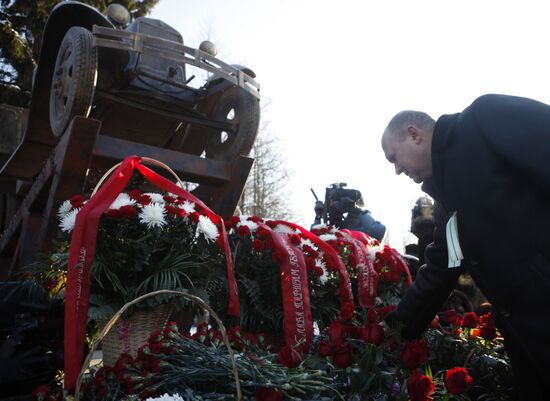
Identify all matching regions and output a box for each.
[100,302,174,366]
[75,290,241,401]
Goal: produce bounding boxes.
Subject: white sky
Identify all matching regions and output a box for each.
[150,0,550,251]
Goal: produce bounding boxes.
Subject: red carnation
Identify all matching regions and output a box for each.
[460,312,478,328]
[248,215,263,223]
[256,226,270,238]
[445,367,473,394]
[278,345,302,368]
[328,320,350,344]
[120,205,137,218]
[302,244,318,258]
[128,189,142,200]
[479,313,497,340]
[360,323,384,346]
[225,215,241,228]
[106,209,122,219]
[289,233,301,245]
[340,302,355,321]
[318,339,333,357]
[407,369,435,401]
[255,387,284,401]
[331,341,353,368]
[313,265,324,277]
[252,239,264,252]
[377,304,397,321]
[189,212,200,223]
[70,195,84,208]
[237,225,251,237]
[400,339,431,370]
[138,194,151,205]
[444,309,460,325]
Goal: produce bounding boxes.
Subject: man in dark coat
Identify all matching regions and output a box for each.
[381,94,550,400]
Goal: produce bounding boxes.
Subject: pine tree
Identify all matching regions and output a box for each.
[0,0,159,107]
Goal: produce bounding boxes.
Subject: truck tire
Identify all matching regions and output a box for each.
[178,86,260,161]
[49,27,98,137]
[204,87,260,161]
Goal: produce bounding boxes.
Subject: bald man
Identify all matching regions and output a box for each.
[381,94,550,400]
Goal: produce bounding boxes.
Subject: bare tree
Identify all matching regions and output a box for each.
[238,109,296,221]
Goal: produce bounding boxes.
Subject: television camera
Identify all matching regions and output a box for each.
[312,183,364,227]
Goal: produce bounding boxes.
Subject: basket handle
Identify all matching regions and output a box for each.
[75,290,242,401]
[92,157,184,196]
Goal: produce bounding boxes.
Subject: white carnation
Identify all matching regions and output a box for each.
[59,208,80,233]
[236,219,258,232]
[138,203,166,228]
[109,193,136,210]
[315,259,329,284]
[144,192,165,204]
[319,233,338,242]
[145,394,185,401]
[273,224,298,235]
[57,200,73,218]
[181,200,196,214]
[300,238,316,250]
[196,215,219,243]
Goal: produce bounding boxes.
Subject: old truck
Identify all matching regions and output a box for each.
[0,1,260,275]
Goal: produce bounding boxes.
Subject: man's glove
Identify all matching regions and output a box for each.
[384,310,422,340]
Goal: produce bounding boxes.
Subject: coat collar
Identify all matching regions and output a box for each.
[421,113,460,204]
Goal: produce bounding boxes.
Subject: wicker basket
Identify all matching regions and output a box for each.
[75,290,241,401]
[100,302,174,366]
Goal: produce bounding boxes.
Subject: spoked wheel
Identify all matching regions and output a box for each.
[204,87,260,161]
[49,27,98,137]
[177,87,260,161]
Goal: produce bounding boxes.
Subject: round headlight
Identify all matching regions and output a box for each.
[107,3,131,27]
[199,40,217,57]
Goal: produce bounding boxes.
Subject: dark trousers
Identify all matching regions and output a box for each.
[494,253,550,401]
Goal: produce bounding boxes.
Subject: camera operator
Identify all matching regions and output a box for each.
[312,183,386,241]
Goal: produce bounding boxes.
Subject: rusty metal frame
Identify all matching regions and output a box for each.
[92,25,260,98]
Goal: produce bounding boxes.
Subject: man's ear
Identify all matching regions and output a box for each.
[407,125,422,144]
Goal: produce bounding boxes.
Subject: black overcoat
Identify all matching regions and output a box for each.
[394,94,550,399]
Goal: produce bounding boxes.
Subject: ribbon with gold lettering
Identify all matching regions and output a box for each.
[341,230,378,308]
[258,222,313,348]
[269,221,354,308]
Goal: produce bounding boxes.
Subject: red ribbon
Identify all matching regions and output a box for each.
[269,221,354,308]
[387,246,413,287]
[258,222,313,348]
[341,231,379,308]
[64,156,239,391]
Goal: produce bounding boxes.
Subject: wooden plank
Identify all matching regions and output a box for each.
[91,135,232,185]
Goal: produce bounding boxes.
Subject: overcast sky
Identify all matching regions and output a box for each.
[150,0,550,251]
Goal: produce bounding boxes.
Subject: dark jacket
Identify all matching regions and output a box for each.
[396,93,550,329]
[394,95,550,396]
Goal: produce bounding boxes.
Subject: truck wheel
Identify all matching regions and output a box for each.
[49,27,97,137]
[202,87,260,161]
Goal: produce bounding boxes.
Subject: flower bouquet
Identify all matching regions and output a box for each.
[221,216,356,350]
[55,156,239,390]
[57,190,226,322]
